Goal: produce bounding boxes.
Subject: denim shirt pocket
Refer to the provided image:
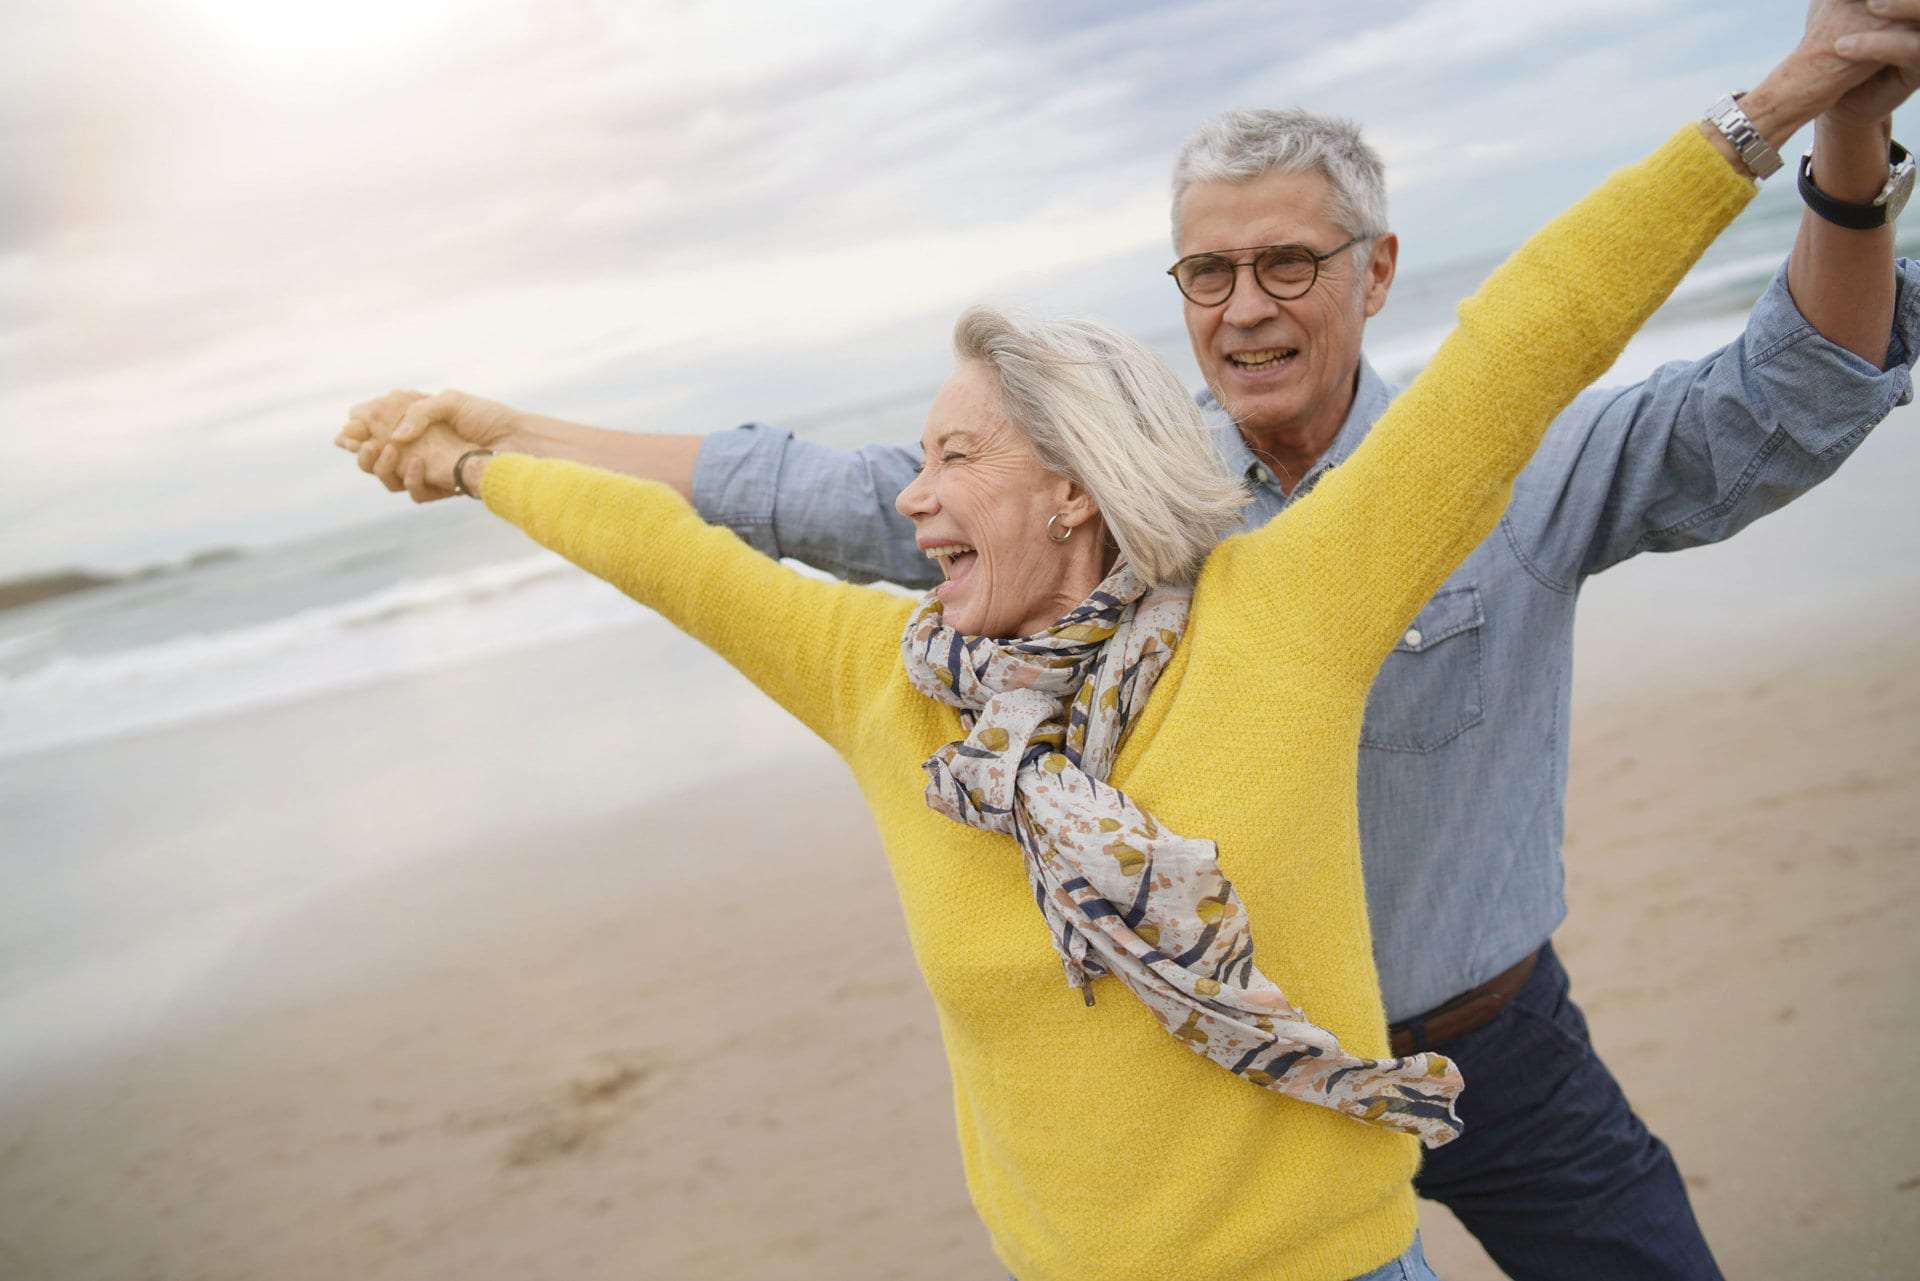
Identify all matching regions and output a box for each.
[1359,585,1486,754]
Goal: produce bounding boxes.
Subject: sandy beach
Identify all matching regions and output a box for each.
[4,438,1919,1279]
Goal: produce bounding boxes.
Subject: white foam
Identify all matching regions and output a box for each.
[0,554,643,760]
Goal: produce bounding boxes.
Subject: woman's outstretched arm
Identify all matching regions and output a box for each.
[438,445,909,755]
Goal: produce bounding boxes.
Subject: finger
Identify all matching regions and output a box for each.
[405,456,431,504]
[392,390,456,444]
[336,420,371,450]
[1836,29,1920,63]
[1866,0,1920,20]
[357,440,381,474]
[350,387,424,415]
[374,443,405,492]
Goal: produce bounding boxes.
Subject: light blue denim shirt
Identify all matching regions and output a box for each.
[693,260,1919,1022]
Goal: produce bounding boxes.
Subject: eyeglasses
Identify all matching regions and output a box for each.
[1166,236,1365,306]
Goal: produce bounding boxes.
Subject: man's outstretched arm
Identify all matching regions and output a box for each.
[1513,93,1920,586]
[691,426,935,587]
[337,391,938,587]
[339,389,703,502]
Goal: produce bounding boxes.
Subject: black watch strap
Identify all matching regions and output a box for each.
[1798,141,1912,230]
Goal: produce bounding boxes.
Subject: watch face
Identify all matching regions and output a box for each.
[1886,158,1915,223]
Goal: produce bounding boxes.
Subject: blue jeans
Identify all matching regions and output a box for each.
[1353,1233,1440,1280]
[1411,942,1722,1280]
[1009,1233,1436,1281]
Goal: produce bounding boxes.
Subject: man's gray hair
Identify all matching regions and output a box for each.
[1169,108,1389,253]
[953,306,1247,587]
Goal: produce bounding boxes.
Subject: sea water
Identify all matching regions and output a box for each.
[6,182,1911,765]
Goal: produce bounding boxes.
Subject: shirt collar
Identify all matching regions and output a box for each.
[1203,355,1394,500]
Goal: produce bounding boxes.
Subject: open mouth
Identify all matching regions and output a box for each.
[1226,347,1298,372]
[924,543,979,592]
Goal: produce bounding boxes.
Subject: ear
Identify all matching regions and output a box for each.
[1362,232,1398,319]
[1048,474,1102,531]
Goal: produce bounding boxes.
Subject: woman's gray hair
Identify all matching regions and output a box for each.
[1169,108,1389,257]
[953,306,1248,587]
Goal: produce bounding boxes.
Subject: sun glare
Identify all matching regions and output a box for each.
[181,0,463,62]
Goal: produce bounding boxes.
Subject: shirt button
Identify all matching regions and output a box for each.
[1404,628,1423,648]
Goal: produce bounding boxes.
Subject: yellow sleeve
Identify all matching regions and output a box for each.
[1208,124,1755,674]
[483,454,910,753]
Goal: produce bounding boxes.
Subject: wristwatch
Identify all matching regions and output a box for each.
[1703,93,1784,179]
[1798,140,1916,230]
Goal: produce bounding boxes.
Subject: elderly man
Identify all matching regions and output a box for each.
[341,16,1920,1279]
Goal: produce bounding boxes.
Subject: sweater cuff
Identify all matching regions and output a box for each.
[479,451,543,528]
[1662,121,1764,217]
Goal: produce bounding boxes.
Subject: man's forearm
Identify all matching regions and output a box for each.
[1789,115,1899,366]
[505,414,703,501]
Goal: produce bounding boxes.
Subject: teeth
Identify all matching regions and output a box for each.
[923,544,976,560]
[1229,349,1296,368]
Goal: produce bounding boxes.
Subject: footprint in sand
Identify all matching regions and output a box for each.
[501,1053,663,1170]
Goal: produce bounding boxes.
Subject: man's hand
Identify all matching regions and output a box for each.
[1827,68,1920,129]
[334,389,527,502]
[1738,0,1920,147]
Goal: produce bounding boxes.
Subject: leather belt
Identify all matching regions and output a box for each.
[1389,948,1540,1058]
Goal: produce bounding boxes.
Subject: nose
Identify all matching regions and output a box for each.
[895,465,937,520]
[1219,264,1284,330]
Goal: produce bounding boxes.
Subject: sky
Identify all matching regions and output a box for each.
[2,0,1908,579]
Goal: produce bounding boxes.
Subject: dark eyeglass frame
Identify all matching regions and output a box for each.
[1166,235,1366,306]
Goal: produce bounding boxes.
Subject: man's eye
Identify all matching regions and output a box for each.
[942,452,966,463]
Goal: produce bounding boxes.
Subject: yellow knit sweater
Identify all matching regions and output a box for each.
[484,127,1752,1281]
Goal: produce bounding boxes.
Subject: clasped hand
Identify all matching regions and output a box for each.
[334,389,523,502]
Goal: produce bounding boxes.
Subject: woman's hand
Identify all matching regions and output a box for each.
[334,389,526,501]
[393,419,485,502]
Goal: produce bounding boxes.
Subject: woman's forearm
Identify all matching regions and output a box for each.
[477,453,906,753]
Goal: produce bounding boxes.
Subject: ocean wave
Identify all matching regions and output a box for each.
[0,554,639,760]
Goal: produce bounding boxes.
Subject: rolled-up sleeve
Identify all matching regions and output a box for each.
[691,424,938,587]
[1508,257,1920,586]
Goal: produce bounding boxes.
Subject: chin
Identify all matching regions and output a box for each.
[940,596,982,636]
[1220,389,1300,434]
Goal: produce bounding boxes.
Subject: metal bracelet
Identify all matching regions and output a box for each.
[453,448,495,498]
[1704,93,1783,180]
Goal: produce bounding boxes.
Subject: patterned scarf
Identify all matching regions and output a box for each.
[900,561,1464,1148]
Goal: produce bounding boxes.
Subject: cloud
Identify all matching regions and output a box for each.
[0,0,1853,575]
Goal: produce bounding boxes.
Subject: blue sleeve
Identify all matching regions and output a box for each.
[689,424,940,588]
[1507,257,1920,586]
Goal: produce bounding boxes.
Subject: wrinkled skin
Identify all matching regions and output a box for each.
[893,362,1108,638]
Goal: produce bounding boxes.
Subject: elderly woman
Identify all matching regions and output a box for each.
[346,40,1887,1281]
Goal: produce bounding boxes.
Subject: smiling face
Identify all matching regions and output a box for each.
[1175,167,1396,448]
[893,361,1105,638]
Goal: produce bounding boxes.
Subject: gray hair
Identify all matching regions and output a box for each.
[953,306,1247,587]
[1169,108,1389,260]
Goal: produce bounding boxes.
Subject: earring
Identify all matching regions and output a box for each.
[1046,513,1074,544]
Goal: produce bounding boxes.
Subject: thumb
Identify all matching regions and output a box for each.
[392,391,458,444]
